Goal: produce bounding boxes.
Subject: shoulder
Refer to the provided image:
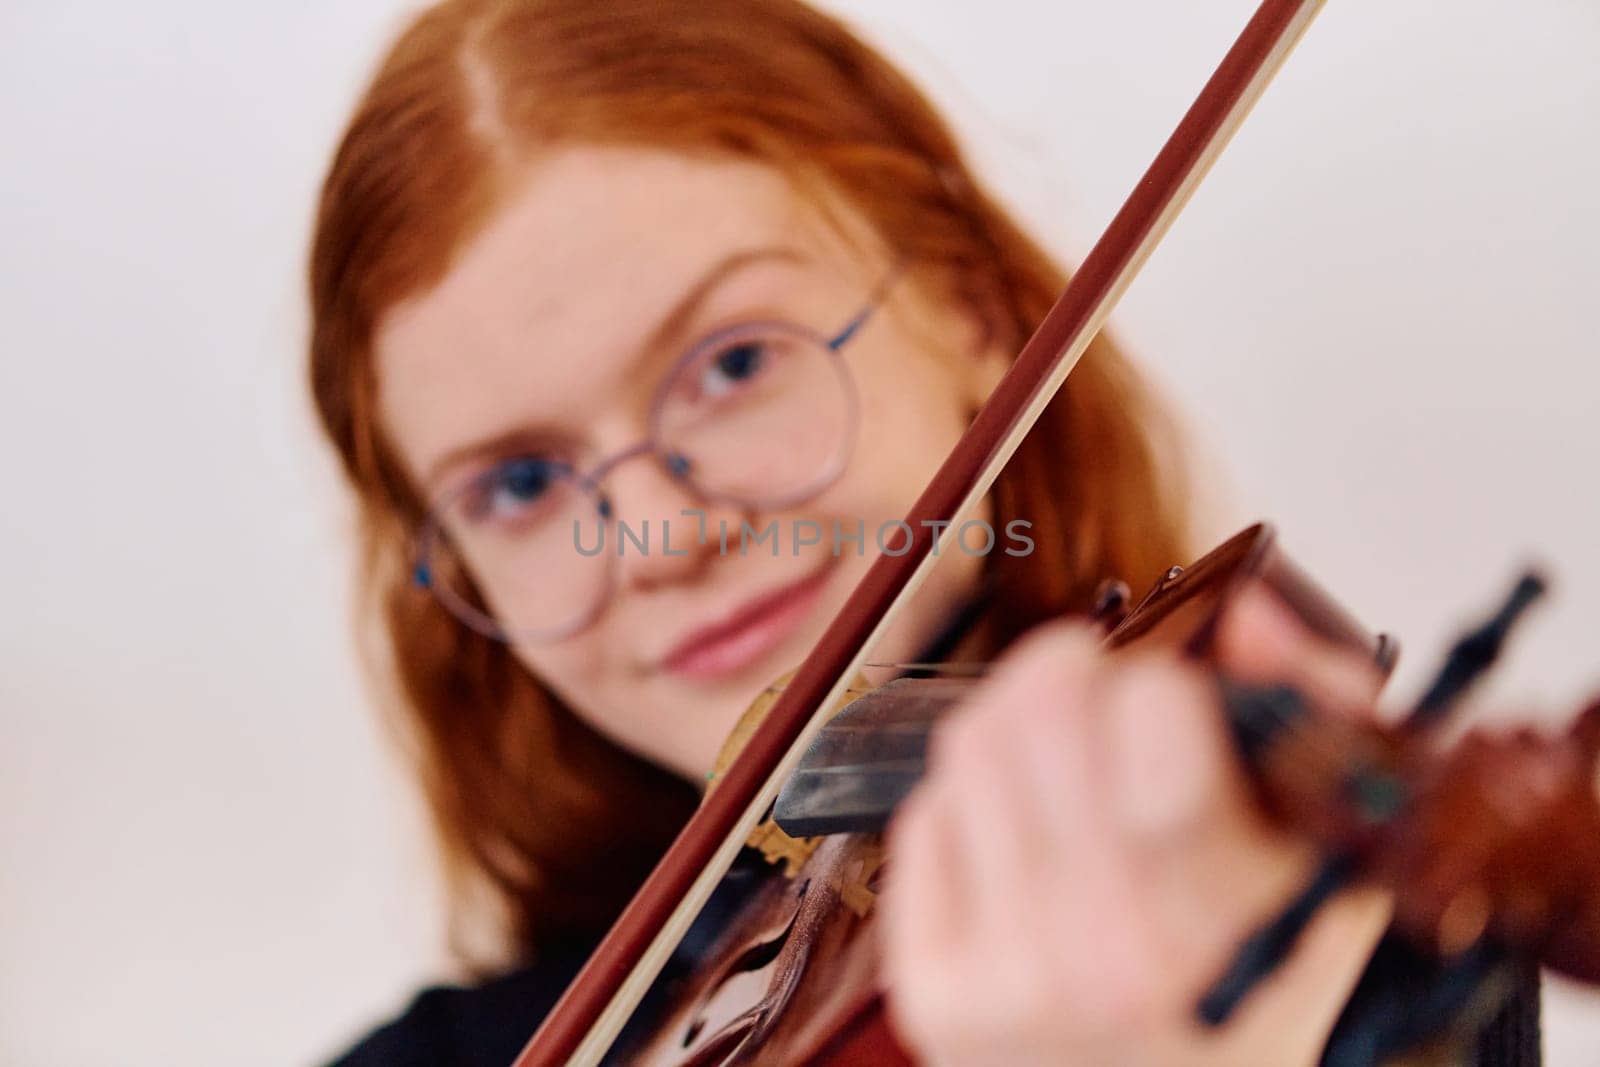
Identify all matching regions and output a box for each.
[324,949,588,1067]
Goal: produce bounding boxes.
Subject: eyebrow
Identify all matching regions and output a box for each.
[422,245,806,493]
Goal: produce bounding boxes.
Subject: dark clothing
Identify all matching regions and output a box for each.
[325,951,585,1067]
[326,938,1542,1066]
[327,849,776,1067]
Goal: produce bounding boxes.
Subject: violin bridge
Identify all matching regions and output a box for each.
[745,818,821,877]
[709,668,885,878]
[839,841,886,919]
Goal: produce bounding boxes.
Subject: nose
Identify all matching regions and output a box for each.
[598,448,718,591]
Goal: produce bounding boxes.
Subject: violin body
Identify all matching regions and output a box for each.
[624,835,896,1065]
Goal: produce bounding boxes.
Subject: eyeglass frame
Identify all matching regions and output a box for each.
[410,265,905,645]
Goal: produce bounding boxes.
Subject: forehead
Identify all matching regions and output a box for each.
[374,145,855,489]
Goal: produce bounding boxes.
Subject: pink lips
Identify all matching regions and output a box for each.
[658,563,836,682]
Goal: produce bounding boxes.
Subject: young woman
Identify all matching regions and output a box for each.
[309,1,1534,1063]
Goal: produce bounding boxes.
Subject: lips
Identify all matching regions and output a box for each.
[657,561,837,682]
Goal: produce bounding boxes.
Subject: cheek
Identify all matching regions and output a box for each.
[826,345,976,523]
[512,629,753,781]
[511,612,724,773]
[512,639,625,730]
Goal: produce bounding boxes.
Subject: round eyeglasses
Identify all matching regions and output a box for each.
[412,273,898,644]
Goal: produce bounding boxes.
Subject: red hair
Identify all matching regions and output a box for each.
[308,0,1189,968]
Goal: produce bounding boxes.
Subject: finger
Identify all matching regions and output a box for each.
[981,623,1110,857]
[882,786,966,964]
[1216,584,1384,713]
[885,622,1090,965]
[1099,652,1295,941]
[1098,654,1239,844]
[926,624,1106,921]
[1096,649,1332,984]
[879,787,979,1061]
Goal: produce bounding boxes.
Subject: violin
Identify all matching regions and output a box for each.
[512,1,1598,1062]
[598,524,1597,1065]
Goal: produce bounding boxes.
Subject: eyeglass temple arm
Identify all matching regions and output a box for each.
[827,261,907,350]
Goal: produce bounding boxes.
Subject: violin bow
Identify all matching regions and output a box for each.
[518,1,1329,1062]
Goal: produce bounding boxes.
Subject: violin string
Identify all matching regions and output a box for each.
[814,660,1375,789]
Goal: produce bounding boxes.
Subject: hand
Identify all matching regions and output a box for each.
[878,586,1393,1067]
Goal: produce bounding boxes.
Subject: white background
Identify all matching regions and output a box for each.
[2,1,1596,1063]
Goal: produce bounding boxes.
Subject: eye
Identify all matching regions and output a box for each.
[467,456,569,523]
[698,339,770,398]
